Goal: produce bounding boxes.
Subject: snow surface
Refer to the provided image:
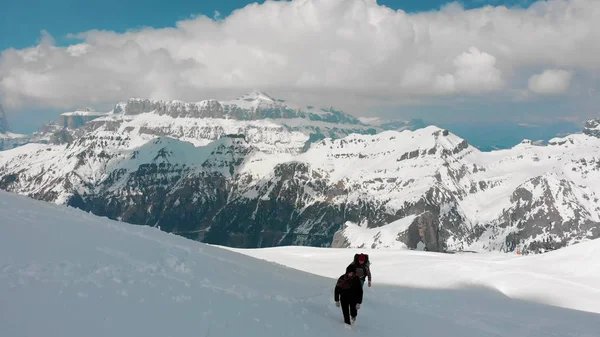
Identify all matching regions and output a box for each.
[1,189,600,337]
[227,243,600,315]
[340,217,416,249]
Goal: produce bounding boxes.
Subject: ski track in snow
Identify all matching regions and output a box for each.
[1,190,600,337]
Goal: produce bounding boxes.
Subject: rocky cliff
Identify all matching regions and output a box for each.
[60,108,110,129]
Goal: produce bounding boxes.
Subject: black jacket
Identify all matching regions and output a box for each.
[334,274,363,304]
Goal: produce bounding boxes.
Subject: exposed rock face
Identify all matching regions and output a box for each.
[583,118,600,138]
[399,212,441,251]
[331,227,351,248]
[49,129,74,145]
[119,92,364,125]
[486,175,600,254]
[60,108,108,129]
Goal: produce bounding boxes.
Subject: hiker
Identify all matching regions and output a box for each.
[349,253,372,288]
[334,264,363,326]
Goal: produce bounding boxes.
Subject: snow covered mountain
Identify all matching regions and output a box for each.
[106,90,378,148]
[3,189,600,336]
[0,91,599,254]
[0,104,71,150]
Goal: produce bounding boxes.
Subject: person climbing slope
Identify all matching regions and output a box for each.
[349,253,371,288]
[334,264,363,326]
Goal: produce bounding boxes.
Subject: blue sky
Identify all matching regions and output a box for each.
[0,0,597,150]
[1,0,536,51]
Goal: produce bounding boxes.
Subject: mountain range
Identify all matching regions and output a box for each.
[1,91,599,254]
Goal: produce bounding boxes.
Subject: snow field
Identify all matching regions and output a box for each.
[1,190,600,336]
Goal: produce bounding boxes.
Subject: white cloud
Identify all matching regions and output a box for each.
[434,47,504,94]
[528,69,573,94]
[0,0,599,111]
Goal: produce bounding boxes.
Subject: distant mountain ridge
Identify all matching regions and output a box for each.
[116,90,365,126]
[0,91,599,254]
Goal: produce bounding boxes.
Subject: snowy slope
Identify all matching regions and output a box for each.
[299,129,600,225]
[297,127,474,207]
[1,189,600,337]
[338,216,417,249]
[229,243,600,315]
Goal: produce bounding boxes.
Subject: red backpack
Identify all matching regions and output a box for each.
[354,253,370,267]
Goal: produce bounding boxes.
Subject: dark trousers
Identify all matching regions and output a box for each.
[340,297,358,324]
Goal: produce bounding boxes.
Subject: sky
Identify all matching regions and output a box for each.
[0,0,598,137]
[1,0,539,51]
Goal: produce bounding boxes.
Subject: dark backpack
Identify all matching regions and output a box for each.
[336,275,353,290]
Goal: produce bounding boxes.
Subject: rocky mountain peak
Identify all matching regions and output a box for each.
[583,118,600,138]
[237,90,277,102]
